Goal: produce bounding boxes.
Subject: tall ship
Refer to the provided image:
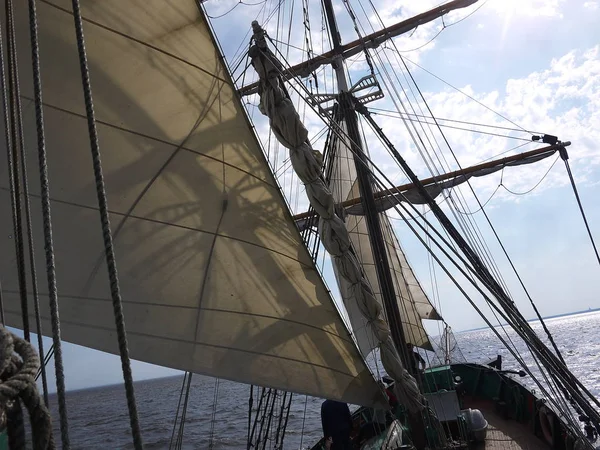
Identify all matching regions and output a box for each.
[0,0,598,449]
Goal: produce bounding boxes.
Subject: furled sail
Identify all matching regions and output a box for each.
[249,21,423,413]
[345,151,558,215]
[328,123,441,353]
[0,0,386,408]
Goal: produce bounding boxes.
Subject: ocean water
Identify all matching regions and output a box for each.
[45,311,600,449]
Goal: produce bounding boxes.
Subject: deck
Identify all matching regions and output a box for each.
[465,398,548,450]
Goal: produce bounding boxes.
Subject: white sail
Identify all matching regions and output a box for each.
[328,121,441,354]
[0,0,386,408]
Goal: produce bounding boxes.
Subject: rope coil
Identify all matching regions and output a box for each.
[0,326,53,450]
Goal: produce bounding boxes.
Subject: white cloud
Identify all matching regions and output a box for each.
[368,45,600,211]
[486,0,566,18]
[583,1,599,10]
[209,1,599,213]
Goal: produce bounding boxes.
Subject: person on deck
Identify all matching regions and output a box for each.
[384,385,398,409]
[407,343,426,374]
[379,380,398,410]
[321,399,353,450]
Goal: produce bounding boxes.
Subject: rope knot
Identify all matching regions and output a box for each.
[0,326,53,449]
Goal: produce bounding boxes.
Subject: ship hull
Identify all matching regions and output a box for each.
[310,362,585,449]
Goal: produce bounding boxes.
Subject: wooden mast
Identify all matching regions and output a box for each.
[321,0,411,367]
[319,2,434,447]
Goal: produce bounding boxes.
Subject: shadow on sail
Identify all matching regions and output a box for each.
[0,0,385,408]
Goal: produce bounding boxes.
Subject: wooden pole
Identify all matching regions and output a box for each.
[239,0,478,96]
[292,142,569,222]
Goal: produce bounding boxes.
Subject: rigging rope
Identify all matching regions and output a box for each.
[368,107,543,135]
[359,164,590,439]
[247,21,538,425]
[208,378,220,450]
[25,0,74,443]
[451,154,559,215]
[0,0,69,440]
[246,385,254,450]
[274,392,292,449]
[390,51,573,378]
[362,8,516,300]
[174,373,193,450]
[298,395,308,450]
[560,151,600,268]
[21,0,71,440]
[0,280,4,325]
[206,0,268,20]
[169,372,193,450]
[248,387,266,448]
[6,0,51,407]
[69,1,143,448]
[358,110,600,435]
[500,155,560,196]
[238,7,589,440]
[369,110,532,141]
[3,0,30,344]
[0,326,53,450]
[401,55,531,134]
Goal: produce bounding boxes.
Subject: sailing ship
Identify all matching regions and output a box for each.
[0,0,598,449]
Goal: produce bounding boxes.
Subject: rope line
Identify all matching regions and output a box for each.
[168,372,188,450]
[500,155,559,196]
[5,0,52,408]
[27,0,71,442]
[3,0,30,343]
[562,156,600,267]
[0,279,5,325]
[208,378,220,449]
[172,373,192,450]
[69,1,143,448]
[370,109,532,140]
[369,107,542,134]
[206,0,267,19]
[298,396,308,449]
[392,54,573,383]
[246,385,254,450]
[402,55,531,133]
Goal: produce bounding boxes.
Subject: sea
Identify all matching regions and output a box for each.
[45,311,600,449]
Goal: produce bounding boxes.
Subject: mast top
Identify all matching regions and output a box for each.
[239,0,479,96]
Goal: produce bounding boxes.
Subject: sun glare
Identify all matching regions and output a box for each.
[493,0,521,15]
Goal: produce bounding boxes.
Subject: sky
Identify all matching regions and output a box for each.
[7,0,600,392]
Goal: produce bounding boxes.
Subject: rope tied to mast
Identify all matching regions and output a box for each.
[248,21,423,413]
[0,326,53,450]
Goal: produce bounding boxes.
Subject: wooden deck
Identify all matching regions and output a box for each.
[465,399,549,450]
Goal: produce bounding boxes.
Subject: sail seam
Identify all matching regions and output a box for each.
[79,76,226,295]
[194,83,228,341]
[0,187,323,271]
[39,0,231,85]
[17,96,281,190]
[2,309,362,378]
[2,295,356,342]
